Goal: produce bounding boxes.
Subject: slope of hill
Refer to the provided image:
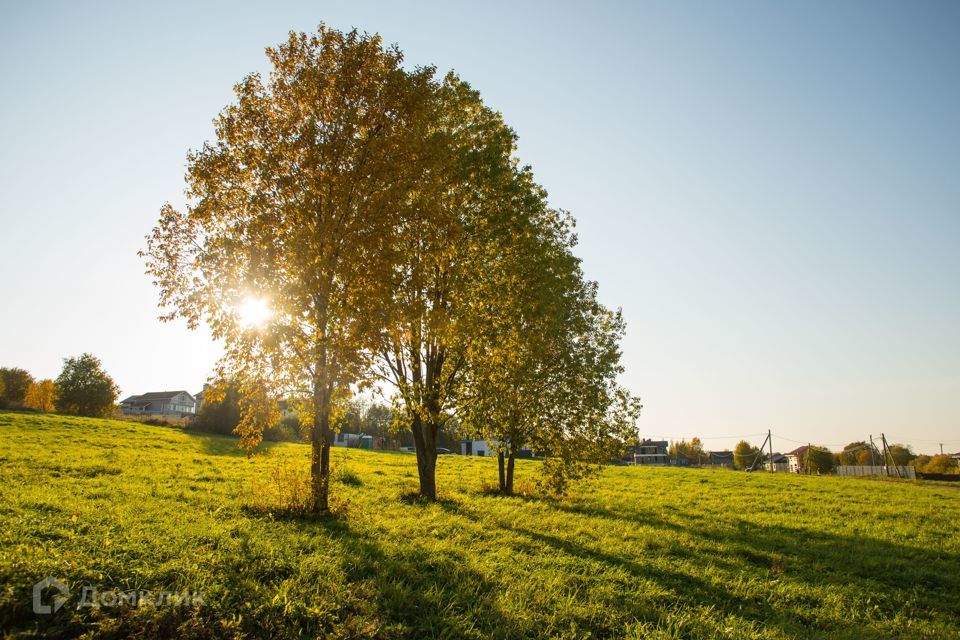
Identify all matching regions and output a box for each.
[1,412,958,639]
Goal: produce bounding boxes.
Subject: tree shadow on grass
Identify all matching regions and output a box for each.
[441,499,960,639]
[676,513,960,629]
[278,515,516,639]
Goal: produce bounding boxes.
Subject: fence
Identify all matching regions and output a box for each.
[835,465,916,479]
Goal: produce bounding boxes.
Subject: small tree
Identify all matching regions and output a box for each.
[23,380,57,413]
[920,455,959,474]
[804,446,835,474]
[887,444,915,466]
[193,381,242,436]
[836,442,867,466]
[54,354,119,417]
[670,437,706,465]
[733,440,760,469]
[855,448,874,466]
[0,367,34,406]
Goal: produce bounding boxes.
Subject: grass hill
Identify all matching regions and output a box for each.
[1,412,958,639]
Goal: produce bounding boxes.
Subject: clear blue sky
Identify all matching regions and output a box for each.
[1,1,957,454]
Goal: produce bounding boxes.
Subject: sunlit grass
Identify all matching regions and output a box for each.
[1,412,958,639]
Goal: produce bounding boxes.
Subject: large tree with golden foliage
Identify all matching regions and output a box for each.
[143,26,441,513]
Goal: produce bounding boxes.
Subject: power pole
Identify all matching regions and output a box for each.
[881,433,903,479]
[940,443,944,456]
[768,429,774,472]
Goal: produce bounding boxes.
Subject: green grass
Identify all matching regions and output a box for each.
[1,412,958,639]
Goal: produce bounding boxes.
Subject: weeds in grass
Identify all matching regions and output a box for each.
[246,458,312,515]
[333,467,362,486]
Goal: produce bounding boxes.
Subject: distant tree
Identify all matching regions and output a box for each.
[670,437,707,465]
[855,448,875,466]
[887,444,915,466]
[54,354,119,417]
[194,381,242,436]
[911,454,931,471]
[836,441,867,466]
[804,446,835,474]
[0,367,34,406]
[23,380,57,413]
[919,454,958,475]
[733,440,761,470]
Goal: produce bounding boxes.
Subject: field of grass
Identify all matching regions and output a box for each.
[1,412,958,639]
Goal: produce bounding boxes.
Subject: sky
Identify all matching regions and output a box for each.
[1,1,958,454]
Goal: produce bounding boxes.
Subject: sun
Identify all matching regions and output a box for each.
[237,297,272,328]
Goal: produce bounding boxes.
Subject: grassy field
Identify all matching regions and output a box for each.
[0,412,958,639]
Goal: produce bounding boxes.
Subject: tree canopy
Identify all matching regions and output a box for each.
[144,24,641,509]
[54,354,119,418]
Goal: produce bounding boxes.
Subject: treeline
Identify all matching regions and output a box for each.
[834,441,958,475]
[669,438,957,475]
[0,355,119,417]
[142,25,642,512]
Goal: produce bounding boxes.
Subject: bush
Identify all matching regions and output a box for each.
[264,416,306,442]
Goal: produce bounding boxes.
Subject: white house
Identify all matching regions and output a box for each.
[785,446,810,473]
[460,439,534,458]
[120,391,197,417]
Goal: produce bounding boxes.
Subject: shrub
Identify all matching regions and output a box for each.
[245,459,313,515]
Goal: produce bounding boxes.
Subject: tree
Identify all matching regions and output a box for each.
[23,379,57,413]
[836,441,867,466]
[803,446,835,474]
[54,354,119,417]
[143,26,441,513]
[460,209,641,495]
[920,455,959,474]
[0,367,34,406]
[733,440,761,470]
[376,74,533,499]
[670,438,706,465]
[887,443,915,467]
[193,381,242,436]
[855,448,875,466]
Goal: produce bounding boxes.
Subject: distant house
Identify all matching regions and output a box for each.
[193,384,210,409]
[765,453,790,472]
[627,439,669,465]
[334,432,361,447]
[460,439,534,458]
[120,391,197,417]
[786,446,810,473]
[706,451,734,468]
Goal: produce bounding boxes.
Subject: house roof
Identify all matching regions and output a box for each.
[120,391,194,404]
[787,446,810,457]
[767,453,788,463]
[708,451,734,460]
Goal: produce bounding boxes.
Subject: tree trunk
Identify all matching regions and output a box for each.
[310,386,332,513]
[505,451,516,495]
[411,415,438,500]
[498,451,506,492]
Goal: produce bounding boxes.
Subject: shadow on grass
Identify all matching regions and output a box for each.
[441,498,960,639]
[282,516,515,639]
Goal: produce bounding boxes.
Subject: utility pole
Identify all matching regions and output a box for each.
[768,429,774,472]
[881,433,903,479]
[940,443,944,456]
[869,435,876,467]
[881,433,889,477]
